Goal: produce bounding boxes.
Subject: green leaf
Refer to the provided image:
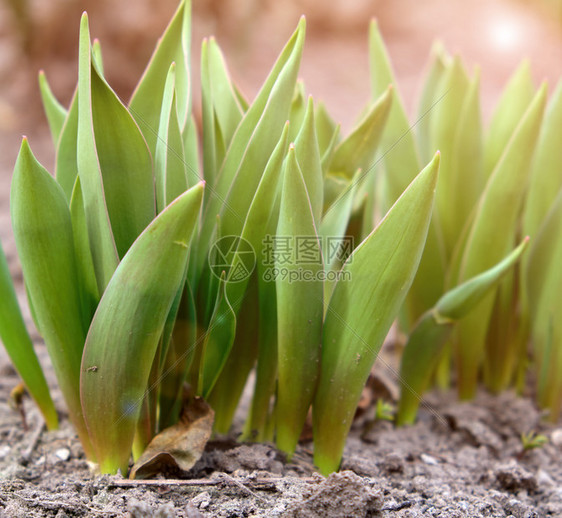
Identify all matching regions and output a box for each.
[77,14,119,292]
[275,146,323,457]
[416,41,449,164]
[199,127,290,416]
[197,18,306,275]
[523,80,562,239]
[200,39,218,187]
[69,176,100,329]
[11,138,93,457]
[38,70,67,146]
[207,276,260,433]
[158,280,198,429]
[484,60,535,176]
[518,80,562,390]
[243,270,278,441]
[437,64,483,257]
[200,38,245,187]
[329,87,392,178]
[436,238,528,320]
[526,190,562,419]
[315,101,339,159]
[404,220,447,329]
[183,114,201,188]
[129,0,191,153]
[155,63,188,213]
[320,169,362,274]
[92,38,104,75]
[289,80,307,141]
[80,182,204,475]
[207,38,246,146]
[224,122,290,310]
[294,97,324,224]
[455,84,547,399]
[431,56,470,257]
[79,14,156,288]
[89,51,156,259]
[198,274,237,398]
[0,239,58,430]
[55,91,79,202]
[369,20,420,206]
[313,152,440,475]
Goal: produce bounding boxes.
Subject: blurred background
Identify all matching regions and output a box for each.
[0,0,561,216]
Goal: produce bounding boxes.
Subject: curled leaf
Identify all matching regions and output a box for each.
[130,391,214,479]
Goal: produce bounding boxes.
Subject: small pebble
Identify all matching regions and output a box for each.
[551,429,562,448]
[420,453,439,466]
[55,448,71,461]
[191,491,211,509]
[185,503,204,518]
[537,469,555,487]
[0,445,11,460]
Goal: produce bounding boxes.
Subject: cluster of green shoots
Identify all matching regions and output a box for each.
[0,0,560,477]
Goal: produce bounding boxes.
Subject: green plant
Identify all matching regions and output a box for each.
[374,399,394,422]
[369,23,562,423]
[3,0,562,480]
[3,0,441,476]
[520,430,548,451]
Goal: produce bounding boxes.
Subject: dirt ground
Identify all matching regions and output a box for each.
[1,0,562,516]
[1,351,562,517]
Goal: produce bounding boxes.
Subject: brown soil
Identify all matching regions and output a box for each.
[1,1,562,517]
[1,352,562,517]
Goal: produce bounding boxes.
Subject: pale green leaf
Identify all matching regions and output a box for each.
[313,152,440,475]
[369,20,420,206]
[455,84,547,399]
[275,146,323,457]
[38,70,67,146]
[484,60,535,176]
[416,41,449,164]
[129,0,191,153]
[11,138,93,457]
[155,63,188,213]
[198,274,237,399]
[197,18,306,276]
[69,176,99,329]
[0,239,58,430]
[526,190,562,418]
[55,91,79,202]
[77,14,119,292]
[294,96,324,224]
[329,87,392,178]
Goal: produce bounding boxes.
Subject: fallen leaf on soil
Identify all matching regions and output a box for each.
[130,393,214,479]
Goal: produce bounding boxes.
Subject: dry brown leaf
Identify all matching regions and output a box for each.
[130,392,214,479]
